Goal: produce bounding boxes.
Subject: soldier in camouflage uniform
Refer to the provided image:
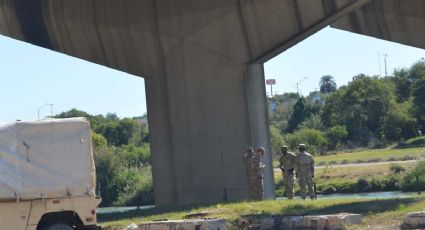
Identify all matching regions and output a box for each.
[256,146,266,198]
[243,147,264,200]
[297,144,315,200]
[279,145,297,199]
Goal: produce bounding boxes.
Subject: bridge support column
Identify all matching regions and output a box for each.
[146,58,274,205]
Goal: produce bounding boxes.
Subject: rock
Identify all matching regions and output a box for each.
[259,217,275,230]
[322,186,337,195]
[123,223,138,230]
[403,211,425,229]
[138,218,228,230]
[259,213,362,230]
[182,212,209,219]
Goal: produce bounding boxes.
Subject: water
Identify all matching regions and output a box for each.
[97,205,154,214]
[277,191,422,200]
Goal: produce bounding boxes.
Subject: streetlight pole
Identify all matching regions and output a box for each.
[49,104,53,117]
[296,77,307,95]
[38,103,53,120]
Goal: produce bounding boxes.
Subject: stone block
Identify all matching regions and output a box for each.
[259,213,362,230]
[138,219,228,230]
[403,211,425,229]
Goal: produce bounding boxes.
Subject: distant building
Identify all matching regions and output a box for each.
[138,117,149,127]
[306,90,323,104]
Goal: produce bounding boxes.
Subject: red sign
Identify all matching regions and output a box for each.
[266,79,276,85]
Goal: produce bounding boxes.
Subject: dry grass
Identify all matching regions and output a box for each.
[316,162,414,182]
[315,147,425,165]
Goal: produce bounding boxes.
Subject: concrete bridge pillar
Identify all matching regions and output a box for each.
[146,59,274,205]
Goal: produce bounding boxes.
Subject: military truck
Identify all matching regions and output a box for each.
[0,118,101,230]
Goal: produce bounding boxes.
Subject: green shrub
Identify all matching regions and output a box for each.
[91,131,108,148]
[398,136,425,148]
[401,159,425,192]
[390,164,406,174]
[370,178,383,191]
[326,125,348,150]
[284,128,328,154]
[355,178,370,192]
[336,182,356,193]
[94,144,153,207]
[113,166,154,206]
[275,189,284,197]
[382,176,401,191]
[270,125,285,157]
[321,186,337,195]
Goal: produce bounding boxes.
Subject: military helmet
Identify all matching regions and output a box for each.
[256,146,265,154]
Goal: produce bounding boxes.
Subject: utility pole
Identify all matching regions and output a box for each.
[49,104,53,117]
[296,77,307,95]
[377,53,382,76]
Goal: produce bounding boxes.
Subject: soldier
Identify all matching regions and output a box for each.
[243,147,263,200]
[279,145,297,199]
[297,144,315,200]
[256,146,266,198]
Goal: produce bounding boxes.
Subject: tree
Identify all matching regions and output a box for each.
[412,78,425,129]
[321,75,394,145]
[284,128,328,155]
[319,75,337,94]
[269,125,284,157]
[116,118,138,146]
[409,60,425,82]
[392,68,412,103]
[55,108,90,118]
[326,125,348,150]
[268,93,300,132]
[382,100,417,141]
[287,97,310,132]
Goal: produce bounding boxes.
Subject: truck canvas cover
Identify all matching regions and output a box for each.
[0,118,96,200]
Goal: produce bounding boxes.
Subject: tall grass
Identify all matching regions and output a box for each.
[401,159,425,192]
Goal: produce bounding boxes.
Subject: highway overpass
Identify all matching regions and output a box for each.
[1,0,424,206]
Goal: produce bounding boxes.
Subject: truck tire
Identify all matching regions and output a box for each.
[44,223,73,230]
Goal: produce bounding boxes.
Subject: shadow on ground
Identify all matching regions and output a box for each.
[97,203,211,222]
[240,198,418,222]
[98,197,419,223]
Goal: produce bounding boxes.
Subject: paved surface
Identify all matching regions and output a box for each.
[315,160,416,169]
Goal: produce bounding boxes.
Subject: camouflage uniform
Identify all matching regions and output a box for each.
[243,148,264,200]
[279,148,297,199]
[297,145,315,200]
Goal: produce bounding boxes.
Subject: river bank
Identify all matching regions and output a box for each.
[98,195,425,230]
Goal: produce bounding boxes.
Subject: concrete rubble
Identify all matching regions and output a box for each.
[402,211,425,229]
[132,213,361,230]
[137,218,228,230]
[259,213,362,230]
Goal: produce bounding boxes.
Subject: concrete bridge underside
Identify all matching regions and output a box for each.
[0,0,424,206]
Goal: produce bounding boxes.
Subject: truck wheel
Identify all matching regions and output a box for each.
[44,223,73,230]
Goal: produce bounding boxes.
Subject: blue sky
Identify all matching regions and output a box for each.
[265,27,425,96]
[1,27,425,121]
